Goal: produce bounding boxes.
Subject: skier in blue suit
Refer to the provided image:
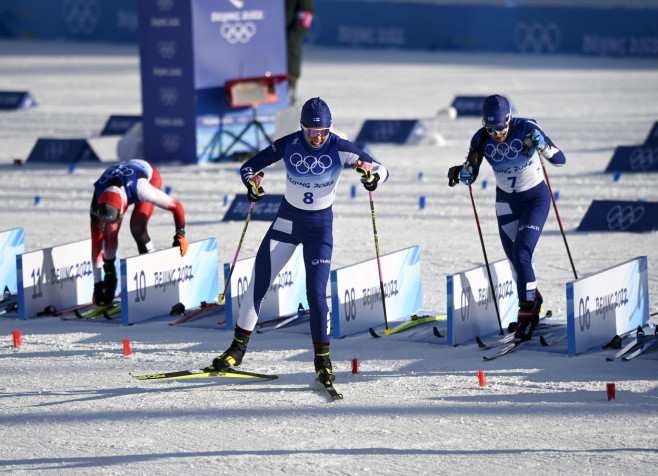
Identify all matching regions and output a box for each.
[447,94,566,340]
[205,97,388,382]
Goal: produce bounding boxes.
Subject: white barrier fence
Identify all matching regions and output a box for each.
[121,238,219,324]
[566,256,649,356]
[330,246,423,338]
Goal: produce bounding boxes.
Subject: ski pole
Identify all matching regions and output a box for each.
[218,200,256,304]
[368,190,391,334]
[539,153,578,280]
[468,184,504,335]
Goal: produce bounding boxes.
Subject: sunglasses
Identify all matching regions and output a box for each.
[484,122,509,135]
[302,125,330,138]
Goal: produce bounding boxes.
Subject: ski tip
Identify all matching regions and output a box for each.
[475,336,486,348]
[368,328,382,338]
[540,335,549,346]
[432,326,445,338]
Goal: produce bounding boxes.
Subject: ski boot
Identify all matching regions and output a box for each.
[314,353,335,383]
[514,300,540,341]
[103,259,118,303]
[204,327,251,372]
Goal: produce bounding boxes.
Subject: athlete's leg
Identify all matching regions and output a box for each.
[495,191,520,283]
[303,229,333,343]
[236,218,298,331]
[511,187,550,301]
[130,166,162,253]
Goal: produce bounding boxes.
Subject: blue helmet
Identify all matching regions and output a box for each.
[482,94,511,126]
[300,97,332,128]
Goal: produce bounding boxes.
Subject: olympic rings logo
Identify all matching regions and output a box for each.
[159,87,179,106]
[44,141,70,162]
[161,134,181,153]
[629,147,658,171]
[61,0,100,36]
[156,0,174,12]
[220,22,257,44]
[606,204,645,230]
[98,165,137,184]
[157,40,177,60]
[514,22,561,54]
[484,138,525,162]
[289,153,333,175]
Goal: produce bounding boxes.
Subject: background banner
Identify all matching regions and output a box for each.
[120,238,219,325]
[16,239,106,319]
[330,246,423,338]
[224,246,308,329]
[137,0,287,164]
[577,200,658,233]
[566,256,649,356]
[446,259,518,346]
[0,228,25,295]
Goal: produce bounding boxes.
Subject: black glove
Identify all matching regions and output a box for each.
[361,172,380,191]
[246,171,265,202]
[447,165,463,187]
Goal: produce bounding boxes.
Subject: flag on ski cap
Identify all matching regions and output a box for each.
[300,97,332,128]
[482,94,511,126]
[98,185,128,223]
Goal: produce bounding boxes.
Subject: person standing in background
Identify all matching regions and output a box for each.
[286,0,314,106]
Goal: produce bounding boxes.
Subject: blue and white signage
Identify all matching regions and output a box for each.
[101,115,142,136]
[330,246,423,338]
[0,228,25,295]
[16,239,104,319]
[0,91,36,110]
[222,194,283,222]
[577,200,658,233]
[26,139,100,163]
[354,119,426,145]
[138,0,287,163]
[566,256,648,356]
[447,259,518,346]
[605,146,658,172]
[120,238,219,325]
[224,246,308,329]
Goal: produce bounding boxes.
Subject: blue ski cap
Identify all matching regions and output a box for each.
[300,97,332,128]
[482,94,511,126]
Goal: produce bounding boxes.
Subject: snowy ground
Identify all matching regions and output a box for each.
[1,40,658,475]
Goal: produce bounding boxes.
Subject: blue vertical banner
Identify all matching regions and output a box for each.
[138,0,287,164]
[138,0,197,164]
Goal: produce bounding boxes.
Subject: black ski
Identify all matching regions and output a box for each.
[482,339,530,360]
[131,368,279,381]
[369,314,446,338]
[256,305,310,334]
[621,338,658,361]
[539,328,568,346]
[606,326,649,361]
[476,310,553,349]
[169,301,225,326]
[316,378,343,400]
